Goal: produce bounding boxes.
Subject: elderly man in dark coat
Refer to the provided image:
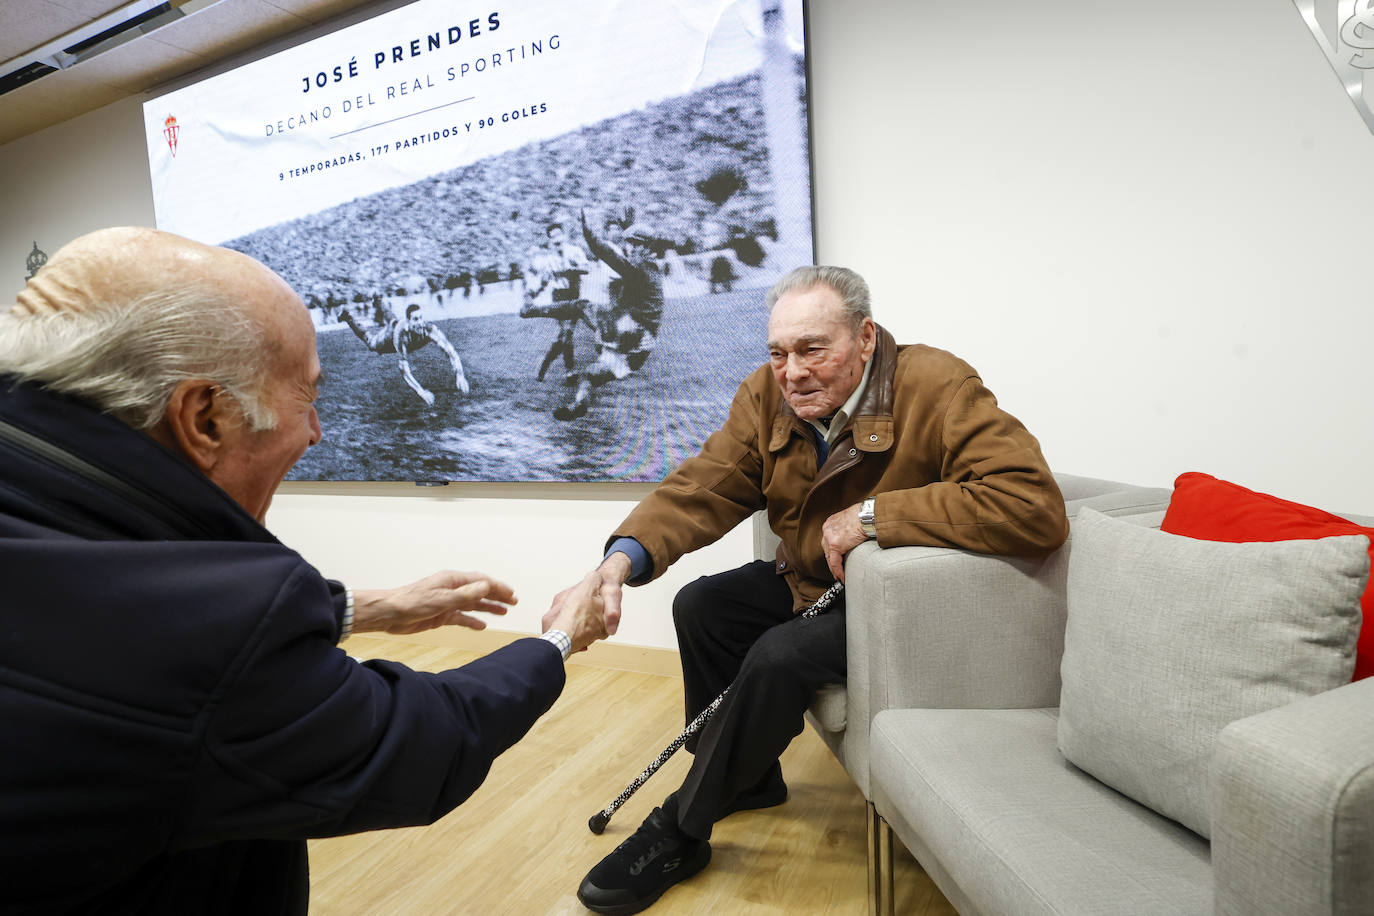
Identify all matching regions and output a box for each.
[0,227,605,915]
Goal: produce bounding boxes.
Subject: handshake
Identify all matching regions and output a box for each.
[540,551,635,653]
[346,553,634,654]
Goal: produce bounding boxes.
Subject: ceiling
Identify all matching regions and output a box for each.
[0,0,386,148]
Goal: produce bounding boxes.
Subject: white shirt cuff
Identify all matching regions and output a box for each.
[540,629,572,660]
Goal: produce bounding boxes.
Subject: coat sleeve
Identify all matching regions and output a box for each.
[609,376,769,582]
[177,564,566,845]
[324,578,347,639]
[874,374,1068,557]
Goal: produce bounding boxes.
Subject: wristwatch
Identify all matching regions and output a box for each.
[858,497,877,539]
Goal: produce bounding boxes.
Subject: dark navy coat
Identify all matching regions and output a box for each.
[0,379,566,914]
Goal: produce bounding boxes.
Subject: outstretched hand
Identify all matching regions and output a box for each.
[542,574,608,654]
[351,570,517,635]
[544,552,631,639]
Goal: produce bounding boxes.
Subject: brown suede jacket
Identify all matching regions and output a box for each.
[610,324,1069,609]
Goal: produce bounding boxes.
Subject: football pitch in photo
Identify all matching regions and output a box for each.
[295,287,769,482]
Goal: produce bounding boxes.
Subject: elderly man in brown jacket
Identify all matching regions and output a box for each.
[561,265,1069,914]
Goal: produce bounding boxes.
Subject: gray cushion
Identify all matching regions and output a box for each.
[871,708,1213,916]
[1058,507,1367,838]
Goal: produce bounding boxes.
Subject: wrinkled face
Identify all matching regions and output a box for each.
[767,283,875,421]
[212,279,322,522]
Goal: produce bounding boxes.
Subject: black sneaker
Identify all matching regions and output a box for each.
[716,766,788,821]
[577,806,711,914]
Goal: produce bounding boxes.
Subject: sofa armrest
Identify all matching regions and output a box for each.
[844,478,1170,710]
[1211,676,1374,916]
[752,509,780,562]
[847,541,1070,713]
[1054,473,1173,514]
[837,540,1069,796]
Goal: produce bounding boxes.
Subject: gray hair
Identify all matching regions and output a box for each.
[765,266,872,332]
[0,283,277,431]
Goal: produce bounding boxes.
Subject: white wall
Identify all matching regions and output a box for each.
[4,0,1372,649]
[806,0,1374,514]
[262,482,753,650]
[1,98,156,260]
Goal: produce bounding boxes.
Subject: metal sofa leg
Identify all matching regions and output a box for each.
[878,810,894,916]
[868,801,894,916]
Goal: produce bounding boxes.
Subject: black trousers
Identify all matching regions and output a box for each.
[670,560,847,839]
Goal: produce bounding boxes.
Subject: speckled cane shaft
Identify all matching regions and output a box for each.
[588,581,844,834]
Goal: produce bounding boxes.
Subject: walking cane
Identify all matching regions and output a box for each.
[587,581,845,834]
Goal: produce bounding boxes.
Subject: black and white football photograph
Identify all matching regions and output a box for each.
[146,0,814,481]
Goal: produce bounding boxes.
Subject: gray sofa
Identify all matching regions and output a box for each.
[756,475,1374,915]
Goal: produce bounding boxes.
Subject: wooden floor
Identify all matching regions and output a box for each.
[308,631,956,916]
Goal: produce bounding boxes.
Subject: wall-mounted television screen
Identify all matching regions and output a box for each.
[144,0,814,482]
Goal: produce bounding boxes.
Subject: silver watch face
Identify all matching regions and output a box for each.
[859,499,876,538]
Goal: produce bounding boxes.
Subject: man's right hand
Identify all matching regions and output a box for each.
[544,552,631,639]
[543,574,608,653]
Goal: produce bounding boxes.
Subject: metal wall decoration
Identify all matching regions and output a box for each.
[1294,0,1374,132]
[25,242,48,280]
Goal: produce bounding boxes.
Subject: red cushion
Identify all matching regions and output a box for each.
[1161,472,1373,681]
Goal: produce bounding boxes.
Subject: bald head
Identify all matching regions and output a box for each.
[0,227,310,432]
[13,227,291,323]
